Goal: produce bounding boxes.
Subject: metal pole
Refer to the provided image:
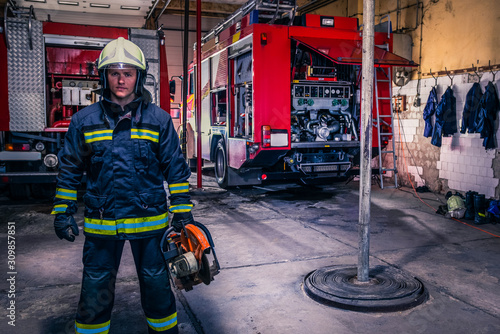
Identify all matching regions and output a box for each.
[181,0,189,158]
[196,0,202,188]
[358,0,375,283]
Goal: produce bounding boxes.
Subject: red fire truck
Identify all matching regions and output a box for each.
[181,0,414,188]
[0,6,170,199]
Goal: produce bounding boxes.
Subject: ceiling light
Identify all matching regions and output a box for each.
[120,5,140,10]
[90,3,110,8]
[25,0,47,3]
[58,1,79,5]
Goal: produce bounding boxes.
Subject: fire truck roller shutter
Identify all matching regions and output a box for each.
[289,36,416,67]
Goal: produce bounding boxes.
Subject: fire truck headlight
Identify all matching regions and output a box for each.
[44,154,58,168]
[35,142,45,152]
[321,17,335,27]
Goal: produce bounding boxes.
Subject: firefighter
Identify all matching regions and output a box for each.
[51,37,194,334]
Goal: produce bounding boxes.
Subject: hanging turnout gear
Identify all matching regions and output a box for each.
[475,82,500,149]
[460,82,483,134]
[431,87,456,147]
[423,86,437,138]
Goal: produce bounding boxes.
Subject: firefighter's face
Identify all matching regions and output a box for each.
[107,68,137,105]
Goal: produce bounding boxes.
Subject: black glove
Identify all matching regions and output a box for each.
[171,211,194,232]
[54,215,79,242]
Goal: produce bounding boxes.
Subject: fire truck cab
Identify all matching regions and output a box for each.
[182,0,414,188]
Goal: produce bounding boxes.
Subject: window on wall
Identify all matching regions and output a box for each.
[211,89,227,125]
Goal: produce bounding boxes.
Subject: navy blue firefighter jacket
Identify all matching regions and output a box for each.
[431,87,457,147]
[460,82,483,134]
[475,81,500,149]
[52,96,192,239]
[423,86,438,138]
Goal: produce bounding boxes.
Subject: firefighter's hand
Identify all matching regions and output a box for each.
[54,215,80,242]
[171,212,194,232]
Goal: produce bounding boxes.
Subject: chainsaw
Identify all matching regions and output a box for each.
[160,221,220,291]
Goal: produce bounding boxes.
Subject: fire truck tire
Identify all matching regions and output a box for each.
[9,184,31,200]
[214,139,229,188]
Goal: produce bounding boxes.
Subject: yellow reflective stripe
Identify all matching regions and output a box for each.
[75,320,110,334]
[169,204,193,213]
[131,128,159,143]
[84,130,113,143]
[168,182,189,194]
[232,31,241,44]
[55,188,77,201]
[84,213,169,236]
[51,204,68,215]
[147,312,177,332]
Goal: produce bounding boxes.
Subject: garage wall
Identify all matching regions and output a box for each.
[157,14,222,104]
[318,0,500,198]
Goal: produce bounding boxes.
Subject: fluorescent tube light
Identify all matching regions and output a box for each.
[90,3,110,8]
[120,5,140,10]
[58,1,79,5]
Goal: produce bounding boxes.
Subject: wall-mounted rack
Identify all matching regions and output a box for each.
[422,62,500,78]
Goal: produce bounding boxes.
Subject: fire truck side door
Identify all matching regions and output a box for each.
[200,59,211,161]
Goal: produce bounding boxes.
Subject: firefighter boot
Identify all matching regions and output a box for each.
[464,191,477,220]
[474,194,488,225]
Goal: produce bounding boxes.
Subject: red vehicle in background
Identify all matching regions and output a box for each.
[179,0,414,188]
[0,6,170,199]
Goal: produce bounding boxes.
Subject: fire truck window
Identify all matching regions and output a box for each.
[189,72,194,95]
[233,52,253,138]
[211,90,226,126]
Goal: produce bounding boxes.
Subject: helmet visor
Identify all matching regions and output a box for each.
[105,63,140,70]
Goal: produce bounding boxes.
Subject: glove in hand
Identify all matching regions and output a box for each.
[54,215,80,242]
[171,211,194,232]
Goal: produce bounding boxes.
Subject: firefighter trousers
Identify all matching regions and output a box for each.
[75,236,178,334]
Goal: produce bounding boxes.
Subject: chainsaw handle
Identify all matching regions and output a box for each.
[159,226,175,253]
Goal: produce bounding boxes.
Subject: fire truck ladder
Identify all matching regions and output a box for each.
[374,66,398,189]
[202,0,297,43]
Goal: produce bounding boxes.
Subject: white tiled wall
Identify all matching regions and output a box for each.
[393,72,500,198]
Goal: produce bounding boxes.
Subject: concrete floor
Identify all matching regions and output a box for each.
[1,173,500,334]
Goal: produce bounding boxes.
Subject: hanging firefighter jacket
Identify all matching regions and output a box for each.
[431,87,457,147]
[423,86,438,138]
[475,81,500,149]
[460,82,483,134]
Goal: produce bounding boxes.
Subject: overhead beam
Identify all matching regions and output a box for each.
[153,0,240,18]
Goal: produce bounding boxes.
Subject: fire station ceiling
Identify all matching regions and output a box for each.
[1,0,323,28]
[2,0,247,19]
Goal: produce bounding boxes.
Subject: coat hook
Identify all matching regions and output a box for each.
[445,67,454,87]
[489,60,498,82]
[472,63,482,81]
[430,68,438,87]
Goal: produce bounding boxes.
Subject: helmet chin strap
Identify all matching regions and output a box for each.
[135,70,142,95]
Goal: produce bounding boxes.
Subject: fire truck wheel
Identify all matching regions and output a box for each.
[214,139,228,188]
[9,184,31,200]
